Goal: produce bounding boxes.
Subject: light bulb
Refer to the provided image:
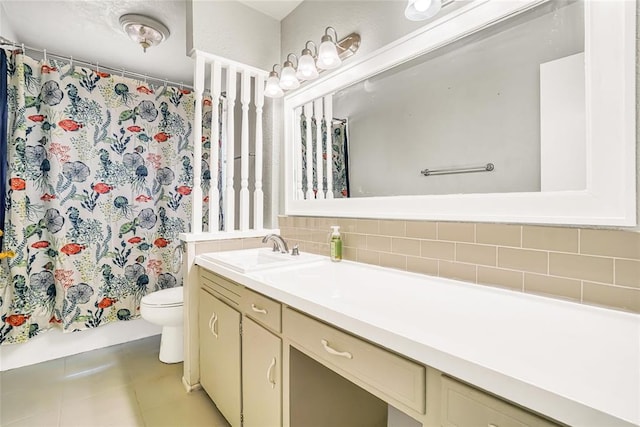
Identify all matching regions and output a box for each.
[264,73,284,98]
[413,0,432,12]
[279,61,300,90]
[316,37,341,70]
[296,49,319,81]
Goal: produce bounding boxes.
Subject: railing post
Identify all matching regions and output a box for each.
[304,102,313,200]
[192,54,205,233]
[239,70,251,231]
[314,98,325,199]
[254,75,265,230]
[208,61,222,232]
[324,94,334,199]
[225,66,237,231]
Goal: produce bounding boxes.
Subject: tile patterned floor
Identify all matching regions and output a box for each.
[0,336,230,427]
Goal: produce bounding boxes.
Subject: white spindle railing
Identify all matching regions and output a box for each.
[208,61,222,232]
[253,75,265,230]
[313,98,324,199]
[190,51,269,234]
[225,66,237,231]
[191,55,205,232]
[304,102,313,200]
[324,94,334,199]
[294,106,304,200]
[240,70,251,231]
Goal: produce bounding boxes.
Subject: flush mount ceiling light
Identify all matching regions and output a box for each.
[405,0,442,21]
[120,14,170,53]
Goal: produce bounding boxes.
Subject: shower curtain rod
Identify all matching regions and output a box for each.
[0,36,195,91]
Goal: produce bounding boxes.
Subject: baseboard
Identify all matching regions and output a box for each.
[182,376,202,393]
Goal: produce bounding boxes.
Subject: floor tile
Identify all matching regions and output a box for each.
[1,409,60,427]
[141,389,230,427]
[59,385,142,427]
[0,386,62,425]
[0,336,227,427]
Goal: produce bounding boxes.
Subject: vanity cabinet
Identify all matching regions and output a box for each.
[440,376,559,427]
[198,267,563,427]
[242,317,282,427]
[199,268,283,427]
[199,288,242,427]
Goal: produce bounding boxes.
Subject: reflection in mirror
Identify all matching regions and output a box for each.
[298,1,586,199]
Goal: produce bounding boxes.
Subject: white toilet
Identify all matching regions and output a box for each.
[140,286,184,364]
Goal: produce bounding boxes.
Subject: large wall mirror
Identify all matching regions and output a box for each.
[283,0,636,226]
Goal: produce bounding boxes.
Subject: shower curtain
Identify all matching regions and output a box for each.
[0,49,214,345]
[300,114,349,198]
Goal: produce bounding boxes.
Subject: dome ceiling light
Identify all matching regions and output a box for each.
[120,14,170,53]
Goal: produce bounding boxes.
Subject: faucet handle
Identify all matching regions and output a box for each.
[291,245,300,256]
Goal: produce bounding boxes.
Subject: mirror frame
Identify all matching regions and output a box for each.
[283,0,636,226]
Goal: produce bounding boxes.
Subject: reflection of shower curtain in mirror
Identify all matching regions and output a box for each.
[301,114,349,198]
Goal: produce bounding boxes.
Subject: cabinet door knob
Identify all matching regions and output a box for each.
[266,357,276,389]
[209,312,218,338]
[251,304,268,315]
[321,339,353,359]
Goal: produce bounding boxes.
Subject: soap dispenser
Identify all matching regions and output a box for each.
[330,226,342,262]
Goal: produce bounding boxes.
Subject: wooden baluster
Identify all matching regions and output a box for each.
[208,61,221,232]
[304,102,313,200]
[324,94,334,199]
[314,98,325,199]
[253,74,265,230]
[294,106,304,200]
[239,70,251,231]
[191,54,205,233]
[225,66,237,231]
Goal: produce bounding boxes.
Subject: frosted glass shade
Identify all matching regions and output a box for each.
[264,75,284,98]
[296,53,319,81]
[405,0,441,21]
[279,65,300,90]
[316,40,342,70]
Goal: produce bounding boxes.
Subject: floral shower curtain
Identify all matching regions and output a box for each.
[301,114,349,198]
[0,49,211,344]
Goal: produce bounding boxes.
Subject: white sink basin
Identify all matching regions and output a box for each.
[198,248,324,273]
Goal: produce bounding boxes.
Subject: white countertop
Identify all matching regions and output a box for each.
[195,254,640,427]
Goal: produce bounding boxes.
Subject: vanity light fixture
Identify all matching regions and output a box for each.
[316,27,342,70]
[404,0,442,21]
[120,14,170,53]
[279,53,300,90]
[264,26,361,98]
[264,64,284,98]
[296,41,319,81]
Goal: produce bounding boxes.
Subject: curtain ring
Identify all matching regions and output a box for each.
[43,49,47,63]
[121,68,125,78]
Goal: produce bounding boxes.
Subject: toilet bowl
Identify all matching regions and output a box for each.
[140,287,184,364]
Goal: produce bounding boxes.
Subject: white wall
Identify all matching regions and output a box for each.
[188,0,280,71]
[0,2,17,41]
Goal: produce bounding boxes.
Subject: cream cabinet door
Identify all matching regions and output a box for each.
[242,317,282,427]
[199,288,242,427]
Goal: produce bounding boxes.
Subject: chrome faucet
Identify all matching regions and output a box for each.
[262,234,289,254]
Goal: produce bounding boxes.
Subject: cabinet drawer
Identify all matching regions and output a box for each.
[243,288,282,332]
[441,376,559,427]
[200,268,243,306]
[284,307,425,414]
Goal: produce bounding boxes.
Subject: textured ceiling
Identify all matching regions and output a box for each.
[0,0,299,86]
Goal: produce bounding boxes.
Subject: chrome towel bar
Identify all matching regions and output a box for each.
[421,163,494,177]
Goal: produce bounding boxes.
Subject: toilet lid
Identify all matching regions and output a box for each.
[141,287,183,307]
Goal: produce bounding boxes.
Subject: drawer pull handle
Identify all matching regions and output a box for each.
[321,339,353,359]
[209,313,218,338]
[266,357,276,389]
[251,304,268,315]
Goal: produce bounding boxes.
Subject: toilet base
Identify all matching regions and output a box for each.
[159,325,184,364]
